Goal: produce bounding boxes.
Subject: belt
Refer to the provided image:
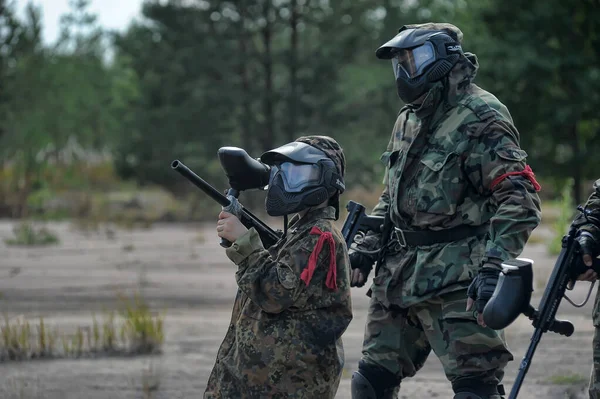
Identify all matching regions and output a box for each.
[393,223,489,248]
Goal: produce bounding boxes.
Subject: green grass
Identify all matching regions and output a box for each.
[4,222,59,246]
[547,373,588,385]
[0,291,164,362]
[119,292,165,355]
[141,361,161,398]
[122,243,135,252]
[548,179,575,255]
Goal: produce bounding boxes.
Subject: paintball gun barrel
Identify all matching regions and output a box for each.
[171,159,281,249]
[483,206,600,399]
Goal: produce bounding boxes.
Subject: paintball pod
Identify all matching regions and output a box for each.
[482,205,600,399]
[171,147,282,249]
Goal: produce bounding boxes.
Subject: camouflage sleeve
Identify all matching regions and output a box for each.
[371,131,395,218]
[353,132,396,256]
[225,227,336,314]
[574,179,600,238]
[371,184,390,218]
[464,120,542,266]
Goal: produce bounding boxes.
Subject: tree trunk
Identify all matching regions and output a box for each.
[288,0,298,142]
[261,0,274,150]
[237,0,253,155]
[236,0,260,210]
[571,124,582,205]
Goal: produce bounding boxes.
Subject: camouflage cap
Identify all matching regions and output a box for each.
[294,135,346,179]
[400,22,463,44]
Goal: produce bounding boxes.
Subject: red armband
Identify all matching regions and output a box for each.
[490,164,541,192]
[300,226,338,291]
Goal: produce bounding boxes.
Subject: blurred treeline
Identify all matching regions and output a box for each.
[0,0,599,222]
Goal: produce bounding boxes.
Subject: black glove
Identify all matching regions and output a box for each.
[467,267,500,314]
[349,251,375,287]
[576,231,599,259]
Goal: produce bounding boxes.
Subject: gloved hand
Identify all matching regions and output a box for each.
[349,251,375,287]
[466,266,500,327]
[575,231,599,282]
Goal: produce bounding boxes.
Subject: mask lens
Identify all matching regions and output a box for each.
[277,162,322,193]
[392,42,436,79]
[269,165,279,183]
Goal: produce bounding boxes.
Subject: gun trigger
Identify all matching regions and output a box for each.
[354,233,365,245]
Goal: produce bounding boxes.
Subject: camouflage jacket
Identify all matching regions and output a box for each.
[204,206,352,399]
[575,179,600,239]
[574,180,600,327]
[362,53,542,308]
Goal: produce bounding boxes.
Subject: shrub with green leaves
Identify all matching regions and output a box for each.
[4,222,59,246]
[548,179,575,255]
[0,291,164,363]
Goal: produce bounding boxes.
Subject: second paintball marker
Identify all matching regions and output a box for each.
[482,206,600,399]
[341,200,395,278]
[341,200,384,249]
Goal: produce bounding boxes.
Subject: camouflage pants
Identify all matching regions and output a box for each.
[589,326,600,399]
[361,289,513,394]
[589,285,600,398]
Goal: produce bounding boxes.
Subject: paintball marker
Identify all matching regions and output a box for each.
[483,205,600,399]
[341,200,384,249]
[341,200,394,277]
[171,148,282,249]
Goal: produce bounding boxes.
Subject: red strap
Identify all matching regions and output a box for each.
[490,165,541,192]
[300,226,338,291]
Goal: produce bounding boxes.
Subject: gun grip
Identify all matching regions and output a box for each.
[549,319,574,337]
[220,238,233,248]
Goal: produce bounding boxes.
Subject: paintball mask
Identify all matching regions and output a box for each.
[260,142,345,217]
[376,26,464,104]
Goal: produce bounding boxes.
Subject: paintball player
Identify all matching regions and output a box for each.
[204,136,353,399]
[348,23,542,399]
[572,179,600,398]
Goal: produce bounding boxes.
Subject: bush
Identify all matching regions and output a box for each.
[4,222,59,246]
[548,179,575,255]
[0,291,164,362]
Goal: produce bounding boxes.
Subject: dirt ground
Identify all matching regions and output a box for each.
[0,219,597,399]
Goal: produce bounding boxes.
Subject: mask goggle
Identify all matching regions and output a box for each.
[391,41,436,79]
[269,161,324,193]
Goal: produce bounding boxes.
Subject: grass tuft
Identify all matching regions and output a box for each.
[0,291,164,363]
[118,292,164,354]
[547,373,587,385]
[548,179,575,255]
[141,361,161,398]
[4,222,59,246]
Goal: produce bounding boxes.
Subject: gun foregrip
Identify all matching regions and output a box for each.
[573,256,600,276]
[548,319,574,337]
[593,258,600,274]
[220,238,233,248]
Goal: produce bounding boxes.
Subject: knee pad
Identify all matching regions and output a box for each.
[452,381,505,399]
[453,393,504,399]
[351,371,378,399]
[454,393,485,399]
[352,361,400,399]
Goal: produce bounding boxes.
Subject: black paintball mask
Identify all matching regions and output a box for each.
[376,27,464,104]
[260,142,345,217]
